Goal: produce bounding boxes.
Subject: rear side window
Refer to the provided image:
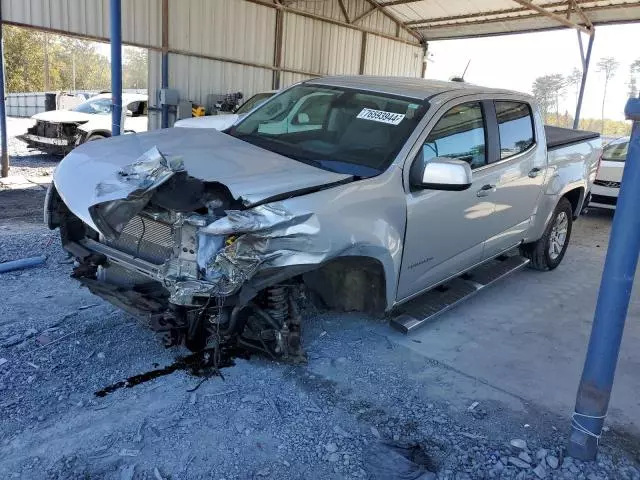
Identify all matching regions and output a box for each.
[423,102,487,169]
[495,101,535,160]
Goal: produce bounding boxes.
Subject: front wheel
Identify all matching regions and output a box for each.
[85,134,107,143]
[520,197,573,271]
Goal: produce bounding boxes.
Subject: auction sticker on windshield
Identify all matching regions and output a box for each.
[357,108,405,125]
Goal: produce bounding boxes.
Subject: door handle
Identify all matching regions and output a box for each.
[529,167,542,178]
[477,184,496,197]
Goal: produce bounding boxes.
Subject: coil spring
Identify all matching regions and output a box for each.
[265,285,288,326]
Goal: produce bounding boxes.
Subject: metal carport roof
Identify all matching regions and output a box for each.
[365,0,640,39]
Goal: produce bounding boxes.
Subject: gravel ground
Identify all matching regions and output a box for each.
[1,118,639,479]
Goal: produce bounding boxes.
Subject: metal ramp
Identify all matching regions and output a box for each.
[390,255,530,334]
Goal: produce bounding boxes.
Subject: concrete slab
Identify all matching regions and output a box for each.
[0,174,49,191]
[0,175,30,186]
[386,209,640,434]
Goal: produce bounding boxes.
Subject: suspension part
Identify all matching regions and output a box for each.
[264,285,288,327]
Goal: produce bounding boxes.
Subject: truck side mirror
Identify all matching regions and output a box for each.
[410,155,472,191]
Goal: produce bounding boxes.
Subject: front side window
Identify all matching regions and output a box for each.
[422,102,487,169]
[495,101,535,159]
[228,85,428,177]
[72,97,112,115]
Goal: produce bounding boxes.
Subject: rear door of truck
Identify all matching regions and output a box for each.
[481,99,547,258]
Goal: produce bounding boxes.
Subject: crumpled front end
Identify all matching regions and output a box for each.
[18,120,83,156]
[49,146,330,359]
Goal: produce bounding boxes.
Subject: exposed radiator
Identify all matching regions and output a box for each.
[105,215,175,265]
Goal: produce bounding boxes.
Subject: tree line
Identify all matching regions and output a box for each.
[532,56,638,136]
[3,25,147,93]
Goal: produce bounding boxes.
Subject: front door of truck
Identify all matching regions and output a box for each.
[397,100,500,300]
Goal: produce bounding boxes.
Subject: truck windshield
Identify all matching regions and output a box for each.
[227,84,427,177]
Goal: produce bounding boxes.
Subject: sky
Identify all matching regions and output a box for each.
[425,23,639,121]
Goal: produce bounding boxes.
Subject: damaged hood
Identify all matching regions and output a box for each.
[53,128,352,232]
[32,110,94,124]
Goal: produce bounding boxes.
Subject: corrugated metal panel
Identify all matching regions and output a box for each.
[168,53,273,110]
[122,0,161,48]
[292,0,351,23]
[292,0,415,40]
[283,13,361,76]
[363,34,422,77]
[280,72,316,89]
[169,0,275,65]
[346,1,397,37]
[2,0,161,48]
[357,10,398,37]
[377,0,640,40]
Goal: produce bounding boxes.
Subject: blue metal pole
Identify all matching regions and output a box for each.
[0,8,9,177]
[161,0,169,128]
[110,0,122,136]
[568,97,640,460]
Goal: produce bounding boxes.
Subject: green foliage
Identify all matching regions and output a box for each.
[3,25,46,92]
[545,112,631,137]
[629,59,640,98]
[123,47,148,89]
[532,74,565,118]
[2,25,147,93]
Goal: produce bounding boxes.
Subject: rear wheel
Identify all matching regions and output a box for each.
[520,197,573,271]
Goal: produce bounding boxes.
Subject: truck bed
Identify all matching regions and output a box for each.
[545,125,600,150]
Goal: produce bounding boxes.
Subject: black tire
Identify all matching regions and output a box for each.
[520,197,573,271]
[85,134,107,142]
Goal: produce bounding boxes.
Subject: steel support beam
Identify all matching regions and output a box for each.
[161,0,169,128]
[272,8,284,89]
[352,7,376,25]
[0,5,8,178]
[568,97,640,461]
[110,0,122,136]
[359,32,367,75]
[337,0,350,23]
[573,30,594,129]
[511,0,591,34]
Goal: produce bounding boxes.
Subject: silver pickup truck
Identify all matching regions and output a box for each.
[46,76,600,357]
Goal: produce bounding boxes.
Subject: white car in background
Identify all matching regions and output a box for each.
[174,91,276,130]
[18,93,148,155]
[174,90,334,134]
[589,136,629,209]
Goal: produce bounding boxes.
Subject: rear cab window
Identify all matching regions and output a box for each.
[495,101,535,160]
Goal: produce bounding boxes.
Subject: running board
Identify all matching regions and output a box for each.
[390,255,530,334]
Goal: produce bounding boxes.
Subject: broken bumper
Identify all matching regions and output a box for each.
[17,133,75,155]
